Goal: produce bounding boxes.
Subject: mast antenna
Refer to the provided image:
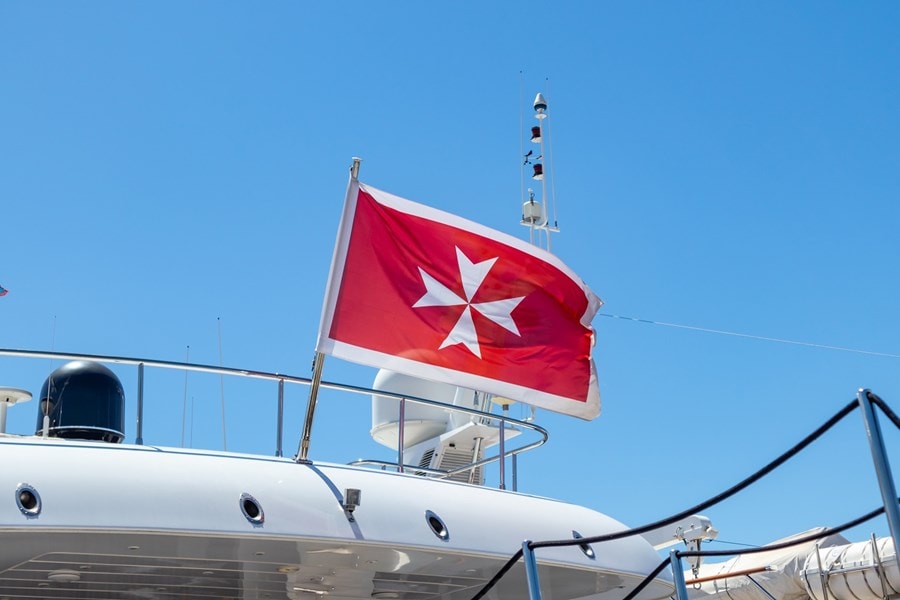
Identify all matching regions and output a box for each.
[520,91,559,251]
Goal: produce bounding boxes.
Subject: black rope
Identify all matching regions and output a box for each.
[470,546,525,600]
[532,398,859,551]
[469,398,858,600]
[872,392,900,429]
[620,556,672,600]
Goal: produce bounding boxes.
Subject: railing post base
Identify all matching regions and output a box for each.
[522,541,542,600]
[670,550,690,600]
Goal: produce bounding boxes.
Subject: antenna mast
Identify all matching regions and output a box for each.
[520,92,559,251]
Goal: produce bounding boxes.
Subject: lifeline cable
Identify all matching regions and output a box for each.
[532,399,858,550]
[872,393,900,428]
[469,398,859,600]
[533,393,899,552]
[619,555,673,600]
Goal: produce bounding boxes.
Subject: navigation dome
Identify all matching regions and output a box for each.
[35,361,125,443]
[371,369,454,449]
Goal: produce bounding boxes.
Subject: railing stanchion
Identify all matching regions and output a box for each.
[512,452,518,492]
[499,418,506,489]
[813,543,830,600]
[871,533,890,597]
[522,541,542,600]
[135,362,144,445]
[276,378,284,457]
[398,397,405,473]
[857,388,900,562]
[670,550,690,600]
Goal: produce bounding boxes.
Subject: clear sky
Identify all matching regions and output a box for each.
[1,1,899,557]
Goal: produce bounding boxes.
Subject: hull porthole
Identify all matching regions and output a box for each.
[425,510,449,541]
[240,492,264,525]
[16,483,41,517]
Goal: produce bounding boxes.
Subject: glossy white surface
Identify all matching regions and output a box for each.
[1,435,673,600]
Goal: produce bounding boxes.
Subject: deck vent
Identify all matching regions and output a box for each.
[240,492,264,525]
[425,510,449,541]
[572,530,596,559]
[415,448,435,476]
[16,483,41,517]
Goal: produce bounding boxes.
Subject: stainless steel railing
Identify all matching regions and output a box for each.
[0,348,547,489]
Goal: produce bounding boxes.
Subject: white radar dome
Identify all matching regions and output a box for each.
[370,369,460,449]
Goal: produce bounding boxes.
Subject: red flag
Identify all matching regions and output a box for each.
[316,180,602,419]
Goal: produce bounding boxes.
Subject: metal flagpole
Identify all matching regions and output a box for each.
[296,352,324,462]
[295,157,362,463]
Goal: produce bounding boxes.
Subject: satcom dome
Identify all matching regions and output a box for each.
[35,361,125,443]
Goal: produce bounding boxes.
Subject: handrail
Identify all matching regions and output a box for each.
[0,347,312,383]
[321,379,549,484]
[0,348,548,487]
[350,420,548,479]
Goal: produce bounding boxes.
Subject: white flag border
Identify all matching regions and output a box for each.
[315,178,602,421]
[315,176,360,353]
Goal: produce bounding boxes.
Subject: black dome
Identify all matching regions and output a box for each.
[35,361,125,443]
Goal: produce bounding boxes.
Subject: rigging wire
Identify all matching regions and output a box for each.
[597,312,900,359]
[519,71,536,247]
[519,70,526,214]
[49,315,57,371]
[706,538,761,548]
[217,317,227,451]
[181,345,190,448]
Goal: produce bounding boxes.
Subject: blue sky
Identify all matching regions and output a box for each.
[1,1,899,554]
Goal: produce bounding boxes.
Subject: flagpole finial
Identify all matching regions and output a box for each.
[350,157,362,180]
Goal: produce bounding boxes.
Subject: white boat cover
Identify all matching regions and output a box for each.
[802,534,898,600]
[688,529,899,600]
[687,529,847,600]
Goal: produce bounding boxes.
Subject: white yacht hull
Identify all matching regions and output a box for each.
[0,436,673,600]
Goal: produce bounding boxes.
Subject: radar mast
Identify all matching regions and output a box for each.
[520,92,559,251]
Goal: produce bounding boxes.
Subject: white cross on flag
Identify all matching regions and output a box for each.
[316,179,602,420]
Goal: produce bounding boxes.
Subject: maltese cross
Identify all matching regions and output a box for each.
[413,247,526,358]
